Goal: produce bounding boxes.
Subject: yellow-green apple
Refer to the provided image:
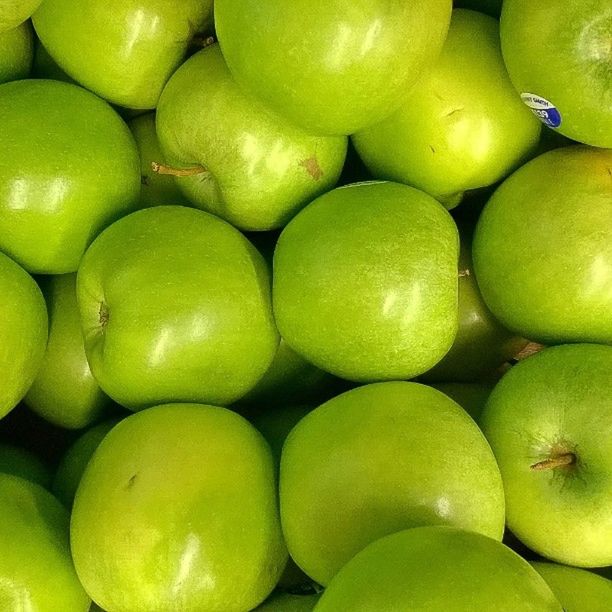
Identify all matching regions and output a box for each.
[0,20,32,83]
[0,0,41,32]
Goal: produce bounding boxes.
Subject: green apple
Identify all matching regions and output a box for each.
[0,0,41,33]
[128,112,190,209]
[0,79,140,274]
[0,443,51,488]
[421,228,527,382]
[500,0,612,148]
[76,205,279,409]
[215,0,452,136]
[473,145,612,344]
[280,382,505,585]
[256,591,320,611]
[0,473,90,610]
[274,181,458,382]
[480,343,612,567]
[352,9,541,208]
[156,45,347,231]
[0,20,33,83]
[52,419,120,508]
[0,251,47,419]
[32,0,213,109]
[314,527,562,611]
[430,382,493,422]
[24,274,113,429]
[71,403,287,612]
[532,562,612,612]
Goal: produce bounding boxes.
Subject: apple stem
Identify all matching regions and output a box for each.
[514,342,546,361]
[151,162,207,177]
[192,35,216,48]
[458,268,471,278]
[530,453,575,471]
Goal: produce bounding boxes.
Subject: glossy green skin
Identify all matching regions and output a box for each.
[0,474,90,611]
[0,20,33,83]
[0,79,140,274]
[532,562,612,612]
[0,252,47,419]
[421,234,527,382]
[274,182,459,382]
[77,206,279,410]
[315,527,562,611]
[501,0,612,148]
[353,9,540,207]
[52,420,118,508]
[256,592,320,611]
[480,344,612,567]
[430,382,492,422]
[473,146,612,344]
[0,0,41,32]
[156,45,347,231]
[25,274,112,429]
[128,112,189,209]
[0,443,51,488]
[71,404,287,612]
[281,382,505,585]
[32,0,213,109]
[216,0,452,136]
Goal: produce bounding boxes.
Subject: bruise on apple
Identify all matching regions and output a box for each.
[299,156,324,181]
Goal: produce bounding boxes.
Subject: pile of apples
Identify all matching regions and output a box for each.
[0,0,611,610]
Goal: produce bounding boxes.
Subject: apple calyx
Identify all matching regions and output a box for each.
[530,452,576,471]
[151,162,207,177]
[99,301,109,329]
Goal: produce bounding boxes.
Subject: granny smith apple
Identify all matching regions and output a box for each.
[0,251,47,419]
[0,79,140,274]
[280,382,505,585]
[421,228,527,382]
[274,181,458,382]
[500,0,612,148]
[215,0,452,135]
[77,205,279,409]
[0,20,33,83]
[0,0,41,32]
[352,9,541,208]
[430,382,493,422]
[0,443,51,488]
[52,419,120,508]
[473,145,612,344]
[532,561,612,612]
[32,0,213,109]
[25,274,113,429]
[256,591,320,611]
[156,44,347,231]
[128,112,189,209]
[71,403,287,612]
[315,527,562,611]
[0,473,90,610]
[480,343,612,567]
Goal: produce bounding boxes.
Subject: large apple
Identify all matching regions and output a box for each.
[215,0,452,136]
[480,343,612,567]
[0,0,41,33]
[280,382,505,585]
[0,251,47,419]
[500,0,612,148]
[0,473,90,610]
[32,0,213,109]
[0,20,33,83]
[473,146,612,345]
[314,527,562,611]
[71,403,287,612]
[24,274,113,429]
[352,9,541,208]
[274,181,458,382]
[0,79,140,274]
[155,44,347,231]
[76,205,279,409]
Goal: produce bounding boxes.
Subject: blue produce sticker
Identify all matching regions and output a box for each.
[520,93,562,128]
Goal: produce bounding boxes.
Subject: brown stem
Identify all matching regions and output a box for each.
[151,162,207,177]
[530,453,575,471]
[514,341,546,361]
[191,35,216,48]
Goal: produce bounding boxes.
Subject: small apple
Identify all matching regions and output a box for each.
[215,0,452,135]
[0,0,41,33]
[0,20,33,83]
[314,527,562,611]
[480,343,612,567]
[273,181,459,382]
[71,403,287,612]
[0,443,51,488]
[280,382,505,585]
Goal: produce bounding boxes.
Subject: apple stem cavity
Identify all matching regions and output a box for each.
[99,301,109,329]
[530,452,576,471]
[151,162,207,177]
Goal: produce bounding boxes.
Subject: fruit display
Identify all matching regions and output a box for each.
[0,1,610,611]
